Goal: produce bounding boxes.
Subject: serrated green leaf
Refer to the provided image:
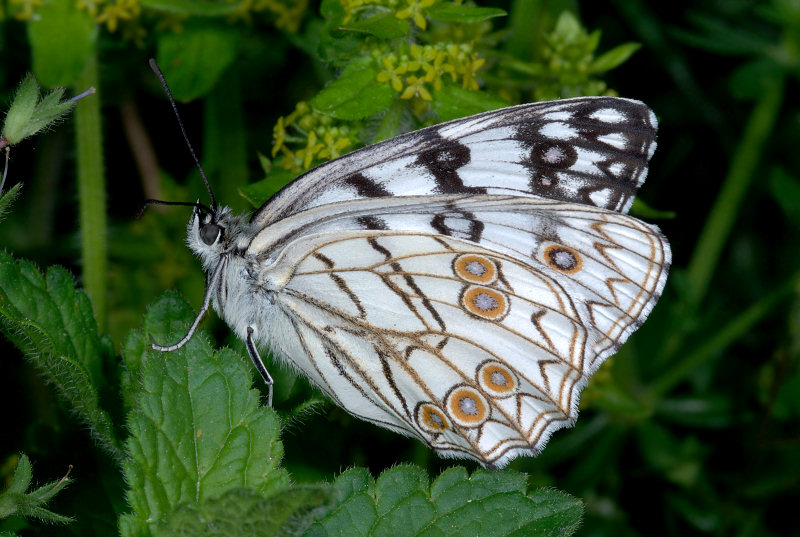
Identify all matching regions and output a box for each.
[431,84,507,122]
[0,251,121,460]
[239,169,298,208]
[27,0,95,88]
[156,23,239,102]
[140,0,244,15]
[153,486,334,537]
[121,293,290,537]
[426,4,506,23]
[310,57,396,119]
[306,465,583,537]
[590,42,641,73]
[340,13,410,39]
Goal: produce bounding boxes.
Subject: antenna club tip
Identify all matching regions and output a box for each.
[149,58,162,75]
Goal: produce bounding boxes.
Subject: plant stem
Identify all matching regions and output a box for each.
[75,52,106,330]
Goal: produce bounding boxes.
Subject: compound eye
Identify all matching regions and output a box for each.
[200,222,221,245]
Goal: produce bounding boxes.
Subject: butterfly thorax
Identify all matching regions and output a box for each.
[186,205,285,344]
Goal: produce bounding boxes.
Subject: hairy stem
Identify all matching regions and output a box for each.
[75,52,107,329]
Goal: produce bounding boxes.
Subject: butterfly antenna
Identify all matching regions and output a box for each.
[136,198,214,219]
[148,58,217,209]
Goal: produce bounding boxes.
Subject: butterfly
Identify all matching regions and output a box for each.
[149,90,670,469]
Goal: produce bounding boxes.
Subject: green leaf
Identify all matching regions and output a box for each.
[426,4,507,24]
[590,42,641,73]
[317,0,362,65]
[120,293,290,537]
[140,0,245,15]
[7,455,33,496]
[373,99,406,142]
[1,76,38,143]
[305,465,583,537]
[153,486,334,537]
[27,0,95,88]
[0,251,122,461]
[0,454,74,526]
[156,22,239,102]
[320,0,346,21]
[239,169,299,208]
[318,26,364,66]
[310,57,396,120]
[0,184,22,222]
[340,13,410,39]
[431,84,507,122]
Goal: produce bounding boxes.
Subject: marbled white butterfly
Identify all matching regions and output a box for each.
[148,62,670,468]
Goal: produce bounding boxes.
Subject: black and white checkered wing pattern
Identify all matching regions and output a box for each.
[253,97,657,227]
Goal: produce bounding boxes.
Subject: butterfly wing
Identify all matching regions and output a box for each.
[254,196,669,467]
[253,97,658,227]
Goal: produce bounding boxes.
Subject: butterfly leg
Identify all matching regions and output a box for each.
[246,326,274,407]
[150,255,228,352]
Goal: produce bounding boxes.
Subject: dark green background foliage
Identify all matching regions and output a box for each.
[0,0,799,535]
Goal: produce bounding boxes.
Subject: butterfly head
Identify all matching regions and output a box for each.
[187,203,250,268]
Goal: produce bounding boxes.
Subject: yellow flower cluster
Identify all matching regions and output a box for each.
[395,0,433,30]
[376,43,485,101]
[272,102,359,173]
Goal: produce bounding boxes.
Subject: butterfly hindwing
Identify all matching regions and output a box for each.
[252,97,658,227]
[250,195,669,466]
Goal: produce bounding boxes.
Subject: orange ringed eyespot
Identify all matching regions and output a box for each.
[453,254,498,284]
[446,387,489,427]
[478,362,518,397]
[543,244,582,274]
[461,286,508,320]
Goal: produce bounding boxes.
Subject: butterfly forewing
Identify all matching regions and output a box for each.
[252,97,658,227]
